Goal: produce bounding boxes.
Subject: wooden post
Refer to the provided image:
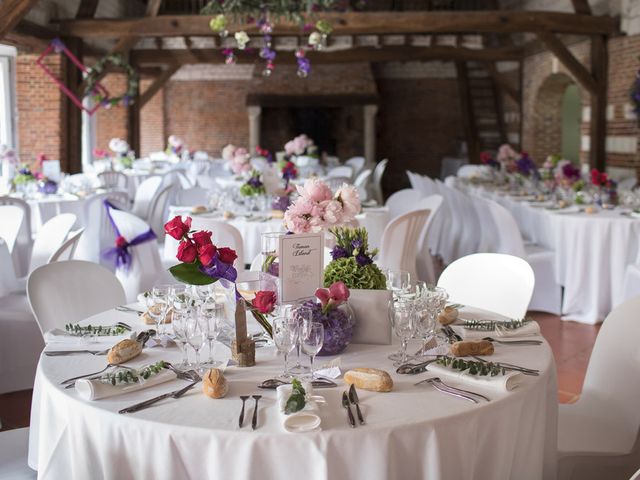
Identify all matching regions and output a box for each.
[127,77,141,156]
[590,35,607,171]
[455,61,480,163]
[62,37,83,174]
[231,301,256,367]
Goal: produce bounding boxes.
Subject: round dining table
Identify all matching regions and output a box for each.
[28,305,558,480]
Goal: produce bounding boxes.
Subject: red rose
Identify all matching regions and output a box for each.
[115,235,128,248]
[192,230,213,248]
[252,291,277,314]
[198,243,217,267]
[176,240,197,263]
[217,247,237,265]
[164,216,192,240]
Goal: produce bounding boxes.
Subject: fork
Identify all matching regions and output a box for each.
[416,378,478,404]
[116,305,144,315]
[482,337,542,346]
[239,396,249,428]
[251,395,262,430]
[44,348,110,356]
[118,370,201,414]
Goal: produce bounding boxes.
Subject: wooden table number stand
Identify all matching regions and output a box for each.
[231,301,256,367]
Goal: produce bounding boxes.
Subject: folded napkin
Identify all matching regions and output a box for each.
[553,205,583,214]
[450,321,540,340]
[276,383,325,433]
[75,369,176,401]
[43,328,132,350]
[427,363,524,392]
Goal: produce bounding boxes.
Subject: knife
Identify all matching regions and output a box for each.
[348,384,365,425]
[118,381,199,414]
[341,391,356,428]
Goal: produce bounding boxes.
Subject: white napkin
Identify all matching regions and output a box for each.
[553,205,583,214]
[427,363,524,392]
[276,383,324,433]
[450,320,540,340]
[316,358,342,379]
[75,369,176,401]
[44,328,131,346]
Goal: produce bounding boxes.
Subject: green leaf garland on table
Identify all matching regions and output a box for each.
[84,53,139,108]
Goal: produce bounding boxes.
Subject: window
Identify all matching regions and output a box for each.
[0,44,16,149]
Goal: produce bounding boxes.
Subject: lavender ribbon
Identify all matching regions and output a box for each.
[102,200,156,270]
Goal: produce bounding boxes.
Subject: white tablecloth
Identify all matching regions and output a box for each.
[19,194,86,233]
[472,186,640,324]
[29,306,557,479]
[0,238,17,298]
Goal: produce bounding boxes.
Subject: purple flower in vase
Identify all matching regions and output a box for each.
[248,176,263,188]
[516,153,536,177]
[355,253,373,266]
[331,246,348,260]
[562,163,581,182]
[200,256,238,283]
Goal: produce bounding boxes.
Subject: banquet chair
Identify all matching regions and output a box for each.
[557,295,640,480]
[325,176,351,192]
[437,253,535,320]
[0,196,32,277]
[196,175,220,191]
[345,156,366,176]
[484,200,562,315]
[162,169,193,189]
[385,188,423,220]
[378,209,430,281]
[174,186,209,206]
[0,427,36,479]
[26,213,77,274]
[27,260,126,334]
[48,228,84,263]
[631,468,640,480]
[354,169,372,201]
[621,248,640,304]
[327,165,353,181]
[415,195,443,284]
[370,159,389,205]
[131,175,162,220]
[106,206,170,302]
[97,170,128,190]
[148,184,174,238]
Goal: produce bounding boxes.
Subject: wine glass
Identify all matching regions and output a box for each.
[200,297,223,368]
[390,299,416,366]
[414,296,436,358]
[301,322,324,379]
[185,312,208,373]
[289,304,312,375]
[272,317,299,379]
[385,270,411,298]
[148,285,172,338]
[171,310,190,370]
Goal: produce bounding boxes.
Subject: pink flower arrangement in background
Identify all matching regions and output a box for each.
[496,143,521,173]
[284,178,361,234]
[167,135,184,155]
[284,134,316,157]
[222,144,251,174]
[554,159,581,187]
[92,148,107,159]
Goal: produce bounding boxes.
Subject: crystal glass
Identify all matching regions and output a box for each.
[385,269,411,298]
[200,297,223,368]
[171,310,190,370]
[185,312,208,373]
[272,316,299,379]
[426,286,449,344]
[390,299,416,366]
[260,232,283,278]
[414,296,436,357]
[148,285,172,337]
[289,304,312,374]
[301,322,324,379]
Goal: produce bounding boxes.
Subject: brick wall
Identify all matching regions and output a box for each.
[140,78,165,156]
[94,73,128,151]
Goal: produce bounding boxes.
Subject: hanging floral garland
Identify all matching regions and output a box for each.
[84,54,139,108]
[632,61,640,119]
[202,0,337,77]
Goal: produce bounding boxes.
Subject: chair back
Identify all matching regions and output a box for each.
[131,176,162,219]
[371,159,388,205]
[325,176,351,192]
[74,192,120,266]
[0,197,32,277]
[471,195,500,253]
[28,213,77,273]
[174,187,209,206]
[148,184,174,237]
[437,253,534,319]
[385,188,423,220]
[27,260,126,334]
[49,228,84,263]
[378,209,430,280]
[327,165,353,180]
[354,169,372,201]
[105,189,130,210]
[345,157,366,176]
[484,200,526,257]
[97,171,128,190]
[415,195,443,283]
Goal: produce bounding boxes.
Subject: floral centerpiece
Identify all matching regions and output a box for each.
[296,281,354,356]
[0,145,17,180]
[496,144,521,173]
[164,215,273,336]
[591,168,618,205]
[480,151,500,169]
[12,165,36,187]
[284,134,318,159]
[240,170,266,197]
[109,138,135,169]
[222,144,251,174]
[255,146,274,164]
[166,135,185,157]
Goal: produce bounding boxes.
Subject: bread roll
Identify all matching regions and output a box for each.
[270,210,284,219]
[223,211,235,220]
[142,305,174,325]
[202,368,228,398]
[450,340,494,357]
[344,368,393,392]
[107,339,142,364]
[191,205,208,214]
[438,306,459,325]
[585,206,597,214]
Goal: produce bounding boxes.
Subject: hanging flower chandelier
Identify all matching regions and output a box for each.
[202,0,337,78]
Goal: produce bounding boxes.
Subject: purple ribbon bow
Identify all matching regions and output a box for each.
[102,200,156,270]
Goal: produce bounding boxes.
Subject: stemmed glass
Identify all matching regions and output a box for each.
[200,297,223,368]
[414,295,437,358]
[301,322,324,379]
[390,299,416,366]
[272,317,299,379]
[185,312,208,373]
[148,285,172,338]
[385,270,411,298]
[289,304,312,375]
[171,310,190,370]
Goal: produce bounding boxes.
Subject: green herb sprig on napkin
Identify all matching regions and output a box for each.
[65,323,127,336]
[436,357,506,377]
[284,379,306,414]
[102,360,166,386]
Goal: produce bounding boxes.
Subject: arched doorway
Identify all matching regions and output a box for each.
[532,73,584,163]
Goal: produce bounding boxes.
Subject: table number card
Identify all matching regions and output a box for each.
[278,233,323,303]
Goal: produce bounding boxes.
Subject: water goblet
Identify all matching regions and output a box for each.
[414,296,437,358]
[385,269,411,298]
[200,297,223,368]
[148,285,172,338]
[301,322,324,379]
[171,311,190,370]
[185,312,208,374]
[390,299,416,366]
[289,304,312,375]
[272,316,299,379]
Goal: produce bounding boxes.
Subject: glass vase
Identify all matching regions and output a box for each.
[297,299,355,356]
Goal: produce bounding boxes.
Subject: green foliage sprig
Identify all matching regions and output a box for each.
[65,323,127,336]
[462,318,532,331]
[101,360,166,386]
[284,378,306,414]
[436,357,506,377]
[201,0,337,24]
[84,53,139,108]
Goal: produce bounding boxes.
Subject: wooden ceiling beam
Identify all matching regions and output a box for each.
[139,64,179,108]
[55,11,618,38]
[131,45,523,66]
[75,0,100,19]
[571,0,592,15]
[0,0,40,40]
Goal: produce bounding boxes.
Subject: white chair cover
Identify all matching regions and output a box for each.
[27,213,76,274]
[327,165,353,180]
[324,176,351,192]
[131,176,162,220]
[370,159,388,205]
[415,195,443,284]
[97,171,128,190]
[437,253,535,320]
[174,187,209,206]
[0,427,34,479]
[378,209,430,281]
[558,295,640,479]
[385,189,423,220]
[622,248,640,304]
[0,197,32,277]
[148,184,174,238]
[354,169,372,201]
[49,228,84,263]
[345,157,366,176]
[74,192,120,267]
[0,238,17,298]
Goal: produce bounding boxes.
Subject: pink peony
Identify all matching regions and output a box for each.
[496,144,520,163]
[297,178,332,203]
[321,199,343,225]
[335,184,360,220]
[222,144,236,162]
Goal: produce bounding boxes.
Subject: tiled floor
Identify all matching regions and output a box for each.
[0,312,600,432]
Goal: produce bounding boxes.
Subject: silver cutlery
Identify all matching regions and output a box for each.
[415,377,482,404]
[118,370,201,414]
[470,355,540,375]
[251,395,261,430]
[239,396,249,428]
[116,305,144,315]
[396,356,444,375]
[348,384,365,425]
[430,377,490,402]
[482,337,542,346]
[60,363,118,385]
[441,325,462,343]
[44,348,110,356]
[341,391,356,428]
[258,377,337,389]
